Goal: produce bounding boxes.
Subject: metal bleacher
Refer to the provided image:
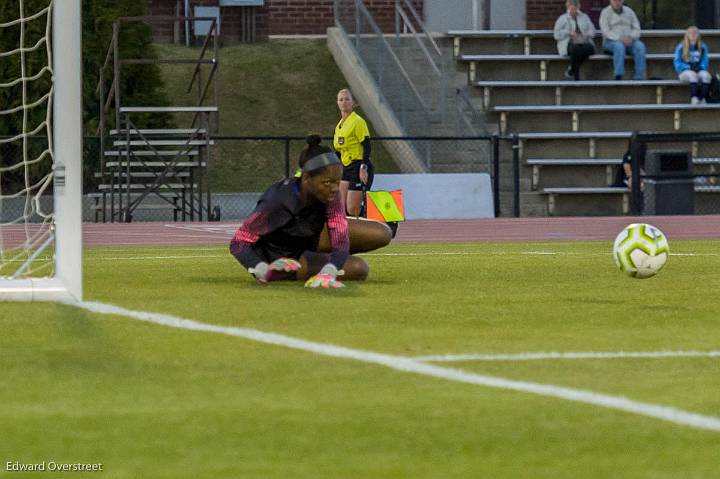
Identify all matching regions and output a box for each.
[449,28,720,216]
[94,16,219,222]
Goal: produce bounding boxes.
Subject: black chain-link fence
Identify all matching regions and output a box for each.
[3,135,497,223]
[630,132,720,215]
[84,135,496,222]
[504,131,720,217]
[9,133,716,221]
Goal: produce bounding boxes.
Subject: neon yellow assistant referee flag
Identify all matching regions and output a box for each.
[366,190,404,222]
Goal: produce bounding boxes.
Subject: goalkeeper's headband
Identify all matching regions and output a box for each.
[302,152,340,173]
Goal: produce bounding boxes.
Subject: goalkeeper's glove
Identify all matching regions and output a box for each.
[249,258,301,283]
[304,264,345,289]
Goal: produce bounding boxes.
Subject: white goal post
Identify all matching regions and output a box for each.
[0,0,82,302]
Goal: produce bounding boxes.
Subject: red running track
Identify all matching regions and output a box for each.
[77,215,720,247]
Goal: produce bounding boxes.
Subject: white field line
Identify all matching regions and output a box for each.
[414,350,720,362]
[83,246,224,254]
[0,255,226,263]
[65,250,719,263]
[364,251,720,257]
[93,255,227,261]
[71,300,720,433]
[4,250,715,265]
[161,224,237,235]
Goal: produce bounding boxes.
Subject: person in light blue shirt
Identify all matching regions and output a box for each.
[673,26,711,104]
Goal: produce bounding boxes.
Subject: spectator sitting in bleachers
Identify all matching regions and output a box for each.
[674,26,711,105]
[553,0,596,81]
[614,141,646,193]
[600,0,646,80]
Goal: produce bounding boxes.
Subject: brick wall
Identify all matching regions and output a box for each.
[146,0,176,41]
[527,0,610,29]
[266,0,334,35]
[266,0,422,35]
[141,1,615,41]
[147,0,422,42]
[526,0,566,29]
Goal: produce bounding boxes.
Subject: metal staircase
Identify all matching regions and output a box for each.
[95,16,219,222]
[333,0,490,173]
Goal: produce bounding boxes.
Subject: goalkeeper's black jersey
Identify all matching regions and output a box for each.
[230,178,349,270]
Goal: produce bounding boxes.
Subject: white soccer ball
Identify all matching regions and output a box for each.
[613,223,669,279]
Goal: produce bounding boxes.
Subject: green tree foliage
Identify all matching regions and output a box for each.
[83,0,172,133]
[0,0,54,193]
[0,0,172,134]
[0,0,52,136]
[81,0,173,189]
[0,0,172,193]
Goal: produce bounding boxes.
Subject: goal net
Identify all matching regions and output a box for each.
[0,0,82,302]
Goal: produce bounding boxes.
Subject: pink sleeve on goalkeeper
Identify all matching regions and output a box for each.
[230,210,272,270]
[232,210,268,245]
[326,192,350,269]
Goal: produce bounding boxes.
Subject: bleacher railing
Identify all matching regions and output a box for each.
[94,16,219,222]
[394,0,443,85]
[394,0,441,55]
[334,0,433,138]
[334,0,488,171]
[455,87,486,137]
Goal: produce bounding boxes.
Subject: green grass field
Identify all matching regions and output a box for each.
[1,240,720,478]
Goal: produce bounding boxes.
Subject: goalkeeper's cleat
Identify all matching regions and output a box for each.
[304,273,345,289]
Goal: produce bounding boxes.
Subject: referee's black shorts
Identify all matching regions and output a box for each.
[342,161,374,191]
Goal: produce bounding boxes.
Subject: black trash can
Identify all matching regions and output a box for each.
[643,150,694,215]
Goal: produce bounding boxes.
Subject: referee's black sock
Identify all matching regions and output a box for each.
[387,222,399,238]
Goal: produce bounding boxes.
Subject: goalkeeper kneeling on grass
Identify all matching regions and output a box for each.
[230,135,392,288]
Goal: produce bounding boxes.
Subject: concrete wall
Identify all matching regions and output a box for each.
[491,0,526,29]
[424,0,525,32]
[205,176,496,220]
[373,173,494,219]
[0,176,491,223]
[424,0,479,32]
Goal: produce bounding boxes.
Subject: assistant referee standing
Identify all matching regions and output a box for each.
[333,88,373,217]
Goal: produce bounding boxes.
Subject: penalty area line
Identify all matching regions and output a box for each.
[71,300,720,433]
[91,255,228,261]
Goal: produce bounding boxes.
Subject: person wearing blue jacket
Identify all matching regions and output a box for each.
[674,26,711,104]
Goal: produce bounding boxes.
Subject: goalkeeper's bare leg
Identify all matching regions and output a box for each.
[317,217,392,254]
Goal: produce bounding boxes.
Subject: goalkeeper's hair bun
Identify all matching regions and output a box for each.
[298,134,335,176]
[306,134,322,147]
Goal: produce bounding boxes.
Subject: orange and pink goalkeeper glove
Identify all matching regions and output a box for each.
[304,264,345,289]
[249,258,301,283]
